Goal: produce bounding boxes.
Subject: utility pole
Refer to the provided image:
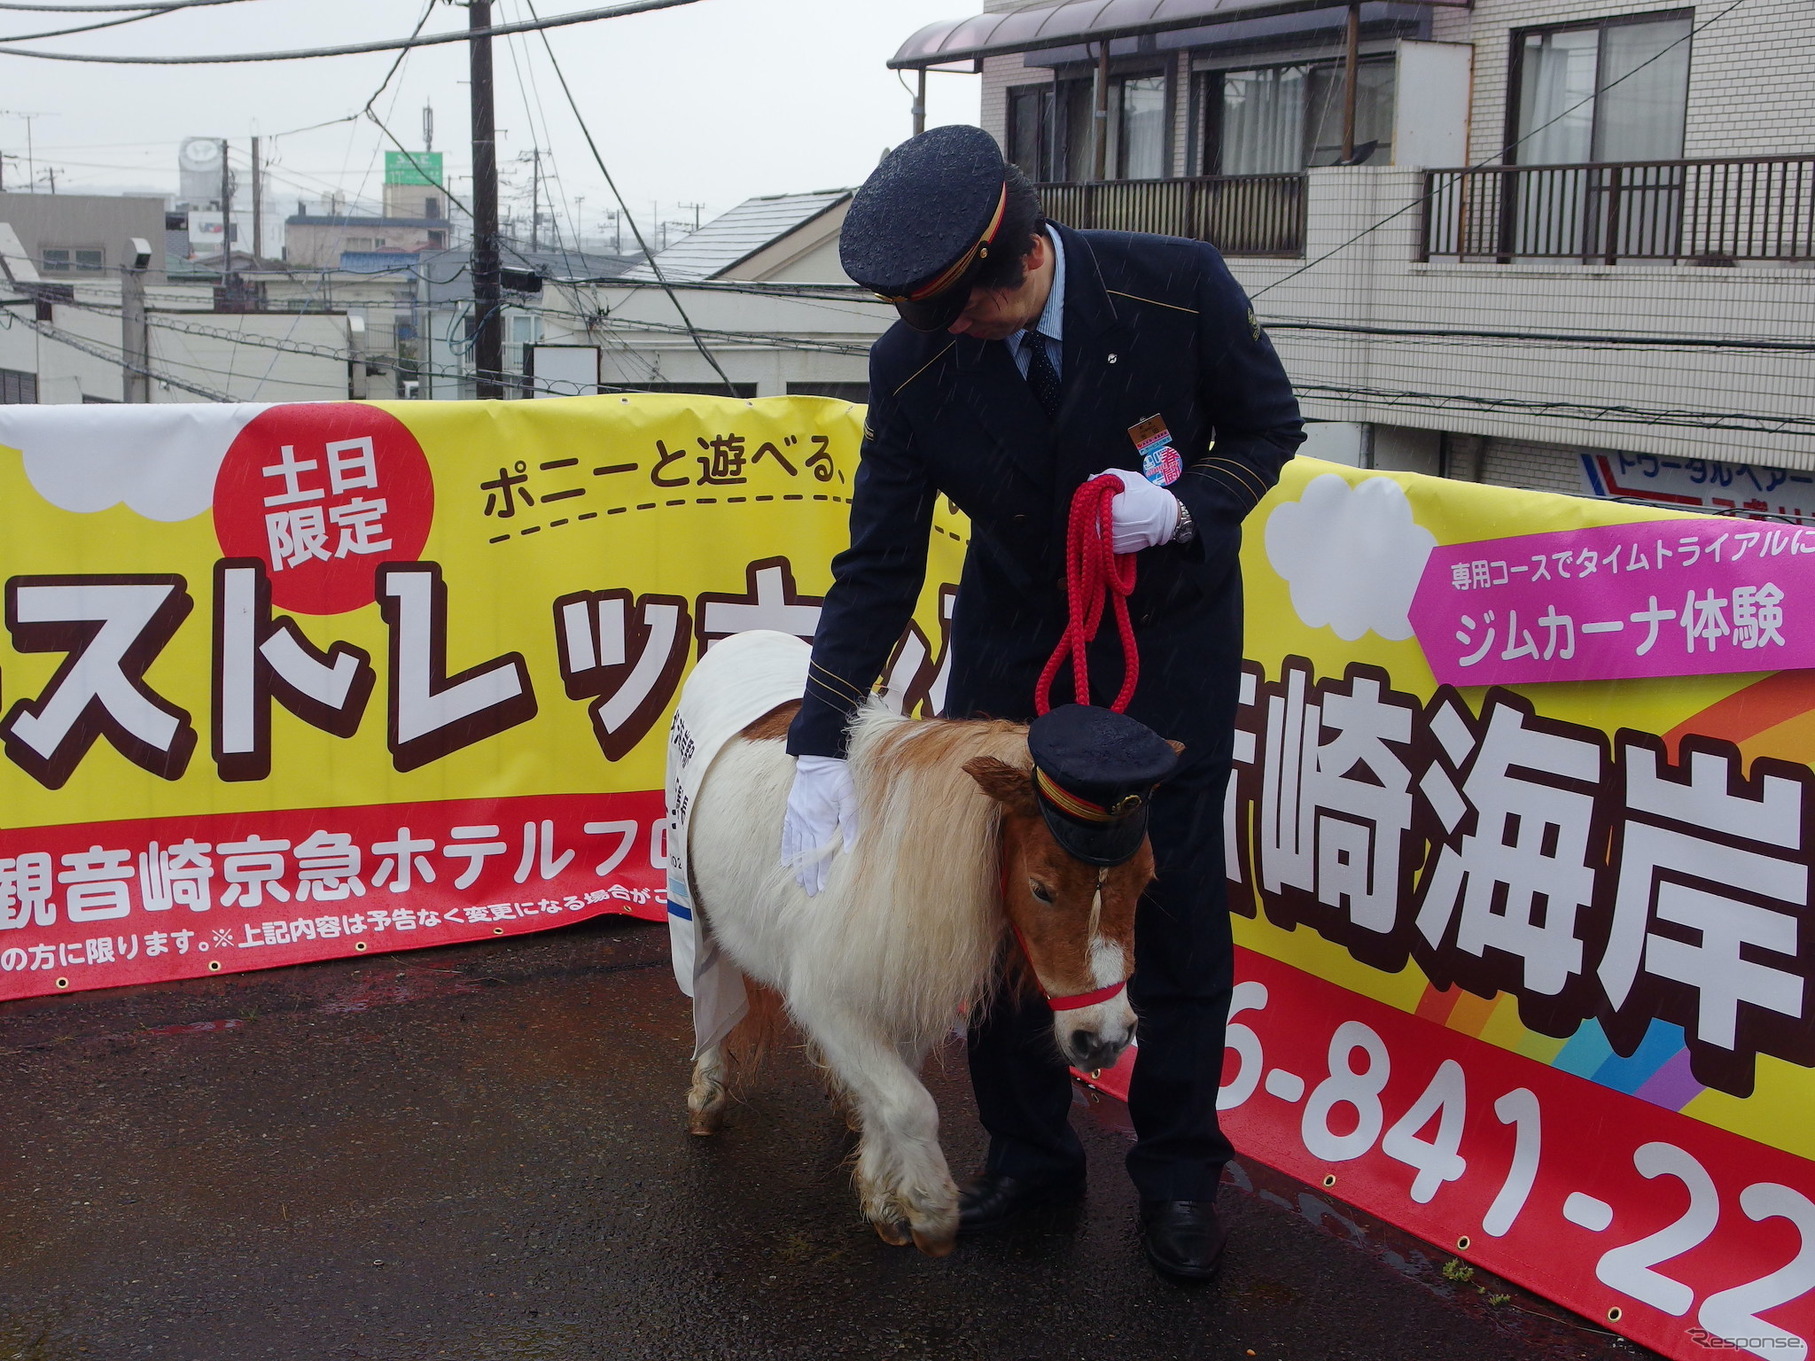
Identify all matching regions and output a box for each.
[529,147,541,252]
[219,137,233,278]
[469,0,504,399]
[423,101,434,153]
[250,135,263,262]
[1340,1,1361,164]
[121,237,151,403]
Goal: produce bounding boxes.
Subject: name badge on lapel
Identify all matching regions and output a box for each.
[1127,414,1180,487]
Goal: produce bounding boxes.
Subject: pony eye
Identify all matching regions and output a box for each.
[1028,881,1055,904]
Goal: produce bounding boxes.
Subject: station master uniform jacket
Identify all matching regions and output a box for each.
[787,223,1304,1201]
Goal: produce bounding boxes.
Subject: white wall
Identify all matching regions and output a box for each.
[1224,167,1815,472]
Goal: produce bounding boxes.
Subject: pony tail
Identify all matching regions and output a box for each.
[724,979,789,1075]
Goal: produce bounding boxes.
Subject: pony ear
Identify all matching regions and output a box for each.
[962,756,1039,816]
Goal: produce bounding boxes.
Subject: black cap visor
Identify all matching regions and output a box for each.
[888,269,977,333]
[1037,799,1150,868]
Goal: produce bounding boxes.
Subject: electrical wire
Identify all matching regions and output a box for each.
[16,310,233,399]
[1293,381,1815,437]
[0,0,250,10]
[521,0,735,389]
[1247,0,1753,300]
[0,5,212,41]
[0,0,698,63]
[1259,319,1815,354]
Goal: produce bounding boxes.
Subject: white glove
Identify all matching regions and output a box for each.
[780,755,860,897]
[1096,467,1181,553]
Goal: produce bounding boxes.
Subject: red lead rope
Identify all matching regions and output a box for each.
[1011,477,1142,1012]
[1034,474,1140,717]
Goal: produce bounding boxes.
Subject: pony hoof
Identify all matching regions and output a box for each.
[911,1226,958,1258]
[687,1113,723,1136]
[872,1219,912,1247]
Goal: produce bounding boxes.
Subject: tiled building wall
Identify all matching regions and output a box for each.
[1204,167,1815,471]
[911,2,1815,483]
[1478,436,1589,494]
[1430,0,1815,164]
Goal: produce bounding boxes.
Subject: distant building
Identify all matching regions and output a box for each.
[622,189,851,285]
[283,213,456,270]
[283,151,457,269]
[536,190,885,403]
[0,193,168,283]
[888,0,1815,501]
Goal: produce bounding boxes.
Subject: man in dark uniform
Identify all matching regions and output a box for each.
[778,125,1302,1280]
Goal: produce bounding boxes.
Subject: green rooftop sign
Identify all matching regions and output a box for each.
[385,151,443,187]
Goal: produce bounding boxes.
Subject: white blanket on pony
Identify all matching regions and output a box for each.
[665,629,810,1057]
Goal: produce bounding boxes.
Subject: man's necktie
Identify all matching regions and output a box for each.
[1021,331,1062,419]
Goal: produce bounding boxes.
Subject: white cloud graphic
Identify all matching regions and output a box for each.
[1264,472,1436,642]
[1,403,270,522]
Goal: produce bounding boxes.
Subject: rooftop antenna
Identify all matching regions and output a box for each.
[0,112,48,193]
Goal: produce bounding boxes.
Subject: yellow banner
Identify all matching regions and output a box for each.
[0,396,962,997]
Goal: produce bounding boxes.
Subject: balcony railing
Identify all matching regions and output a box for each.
[1037,174,1305,257]
[1421,155,1815,264]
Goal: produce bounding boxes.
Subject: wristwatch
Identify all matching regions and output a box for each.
[1171,501,1196,544]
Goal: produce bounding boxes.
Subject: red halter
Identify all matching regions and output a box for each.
[999,863,1127,1012]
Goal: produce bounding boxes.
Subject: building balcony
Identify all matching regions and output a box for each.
[1420,155,1815,265]
[1035,174,1306,258]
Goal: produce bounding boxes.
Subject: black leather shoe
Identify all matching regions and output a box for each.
[956,1172,1085,1232]
[1139,1199,1228,1280]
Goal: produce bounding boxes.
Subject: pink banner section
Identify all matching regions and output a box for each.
[1411,519,1815,686]
[0,791,667,1001]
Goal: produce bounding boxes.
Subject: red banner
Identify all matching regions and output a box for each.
[0,791,667,999]
[1087,948,1815,1360]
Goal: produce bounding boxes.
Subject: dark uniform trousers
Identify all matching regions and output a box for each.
[969,754,1235,1202]
[787,224,1303,1206]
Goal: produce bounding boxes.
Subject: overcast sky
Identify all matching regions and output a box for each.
[0,0,981,245]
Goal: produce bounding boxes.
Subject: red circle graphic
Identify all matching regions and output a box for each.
[213,403,434,615]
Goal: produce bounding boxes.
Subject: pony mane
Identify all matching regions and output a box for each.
[822,702,1029,1052]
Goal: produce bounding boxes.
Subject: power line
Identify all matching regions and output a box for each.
[1261,319,1815,354]
[0,0,251,11]
[16,309,233,400]
[0,5,212,42]
[1247,0,1752,301]
[1296,381,1815,437]
[0,0,698,63]
[521,0,735,389]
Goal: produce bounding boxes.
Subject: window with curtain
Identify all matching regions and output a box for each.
[1210,57,1395,175]
[1007,85,1054,181]
[1512,12,1691,164]
[1007,80,1094,181]
[1111,74,1168,179]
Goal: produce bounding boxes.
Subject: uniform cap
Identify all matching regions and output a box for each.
[840,125,1009,332]
[1026,705,1180,867]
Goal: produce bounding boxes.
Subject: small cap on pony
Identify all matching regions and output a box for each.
[1027,705,1180,867]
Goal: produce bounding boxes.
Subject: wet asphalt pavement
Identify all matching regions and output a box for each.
[0,917,1664,1361]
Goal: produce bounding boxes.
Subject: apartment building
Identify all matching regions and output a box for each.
[892,0,1814,514]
